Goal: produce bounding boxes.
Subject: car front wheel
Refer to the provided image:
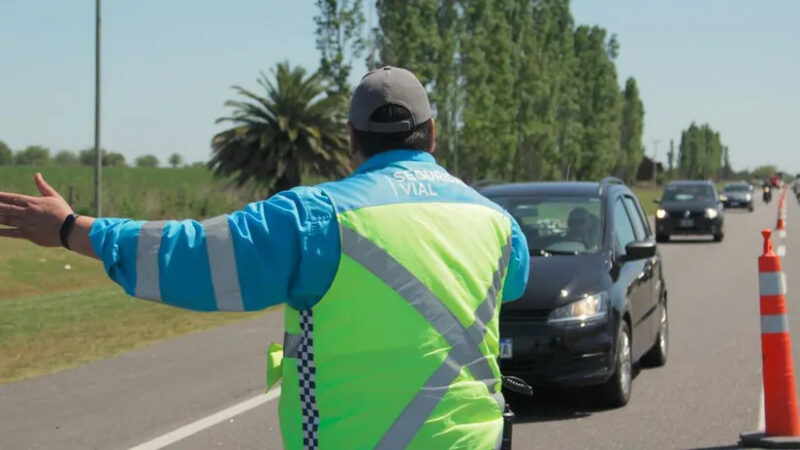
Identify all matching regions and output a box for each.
[598,321,632,408]
[714,232,724,242]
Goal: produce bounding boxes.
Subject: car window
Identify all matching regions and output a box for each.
[623,196,648,240]
[487,195,603,255]
[662,184,715,202]
[613,198,637,253]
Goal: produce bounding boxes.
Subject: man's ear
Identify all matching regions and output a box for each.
[429,118,436,154]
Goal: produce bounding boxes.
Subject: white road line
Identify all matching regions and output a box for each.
[758,386,765,432]
[129,388,281,450]
[778,245,786,257]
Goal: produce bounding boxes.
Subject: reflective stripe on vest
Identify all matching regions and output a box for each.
[133,216,245,311]
[136,221,167,301]
[283,224,512,448]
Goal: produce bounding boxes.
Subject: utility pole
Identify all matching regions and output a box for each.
[668,139,675,180]
[94,0,102,217]
[651,139,660,185]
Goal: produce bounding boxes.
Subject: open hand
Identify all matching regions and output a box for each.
[0,173,74,247]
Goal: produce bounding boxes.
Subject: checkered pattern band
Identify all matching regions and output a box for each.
[298,309,319,449]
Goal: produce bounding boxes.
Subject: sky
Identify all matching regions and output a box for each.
[0,0,798,172]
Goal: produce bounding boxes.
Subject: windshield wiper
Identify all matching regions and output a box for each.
[547,249,580,255]
[530,249,580,256]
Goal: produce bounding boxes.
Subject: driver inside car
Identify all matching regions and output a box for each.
[566,207,599,251]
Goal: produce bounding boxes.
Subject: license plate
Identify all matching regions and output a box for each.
[680,219,694,228]
[499,338,513,359]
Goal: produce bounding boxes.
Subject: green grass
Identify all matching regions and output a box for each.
[0,239,270,384]
[0,239,109,301]
[631,185,663,216]
[0,165,293,384]
[0,285,270,384]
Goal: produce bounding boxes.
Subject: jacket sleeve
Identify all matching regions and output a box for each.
[89,187,339,311]
[501,216,530,302]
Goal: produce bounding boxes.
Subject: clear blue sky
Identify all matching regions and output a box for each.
[1,1,798,172]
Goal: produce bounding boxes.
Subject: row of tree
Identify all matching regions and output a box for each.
[0,141,185,168]
[209,0,649,193]
[670,123,729,180]
[366,0,645,183]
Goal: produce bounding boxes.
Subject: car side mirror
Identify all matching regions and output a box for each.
[624,240,657,261]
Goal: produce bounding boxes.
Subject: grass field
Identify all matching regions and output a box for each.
[0,166,278,385]
[0,238,269,384]
[0,165,261,219]
[631,185,663,216]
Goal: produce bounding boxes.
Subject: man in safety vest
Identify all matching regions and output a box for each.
[0,66,530,449]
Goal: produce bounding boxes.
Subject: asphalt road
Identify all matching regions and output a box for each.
[1,195,798,450]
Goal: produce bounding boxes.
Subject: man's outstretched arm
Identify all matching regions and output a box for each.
[0,173,339,312]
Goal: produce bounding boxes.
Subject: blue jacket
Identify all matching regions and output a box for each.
[90,150,530,311]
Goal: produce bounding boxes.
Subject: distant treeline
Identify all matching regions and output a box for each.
[0,142,192,169]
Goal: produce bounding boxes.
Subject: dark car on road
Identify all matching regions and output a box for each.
[655,180,725,242]
[721,182,754,212]
[481,178,668,407]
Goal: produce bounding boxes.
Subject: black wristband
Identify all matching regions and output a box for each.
[60,213,79,250]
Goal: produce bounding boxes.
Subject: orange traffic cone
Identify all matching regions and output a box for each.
[741,229,800,448]
[777,199,786,232]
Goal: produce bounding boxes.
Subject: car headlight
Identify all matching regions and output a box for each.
[746,194,752,201]
[656,209,667,219]
[548,293,609,326]
[705,208,719,219]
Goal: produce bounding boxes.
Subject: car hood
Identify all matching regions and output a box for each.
[660,200,715,212]
[502,253,609,311]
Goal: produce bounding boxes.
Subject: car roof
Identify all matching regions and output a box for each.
[479,181,629,197]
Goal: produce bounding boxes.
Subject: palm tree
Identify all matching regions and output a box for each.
[210,62,352,195]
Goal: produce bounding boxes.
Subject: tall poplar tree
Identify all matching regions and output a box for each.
[315,0,367,93]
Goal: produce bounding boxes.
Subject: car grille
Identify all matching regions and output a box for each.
[666,209,705,218]
[500,309,551,323]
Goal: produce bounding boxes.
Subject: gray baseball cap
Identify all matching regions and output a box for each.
[349,66,432,133]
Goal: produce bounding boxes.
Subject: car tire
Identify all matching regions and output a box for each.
[598,321,632,408]
[656,234,669,243]
[641,301,668,368]
[714,232,724,242]
[749,204,754,212]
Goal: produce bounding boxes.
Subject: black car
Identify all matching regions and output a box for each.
[655,180,725,242]
[482,178,668,407]
[721,182,754,212]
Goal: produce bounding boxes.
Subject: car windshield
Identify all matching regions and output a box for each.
[723,184,749,193]
[662,184,715,202]
[488,195,603,255]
